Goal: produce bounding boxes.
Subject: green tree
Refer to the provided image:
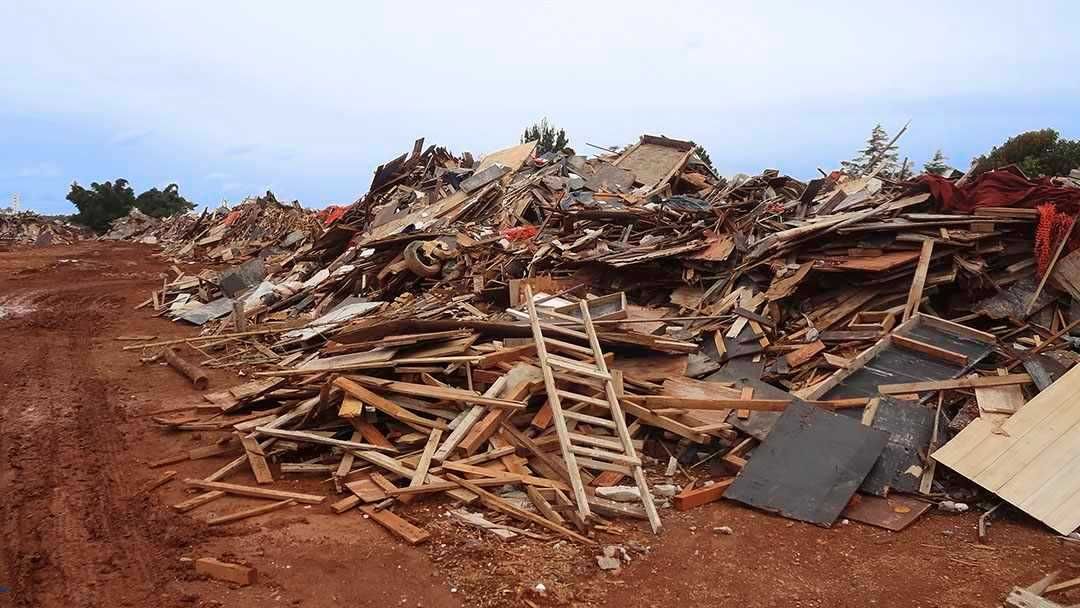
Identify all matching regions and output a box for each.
[521,118,569,155]
[924,149,949,175]
[67,179,137,232]
[841,124,899,178]
[135,183,195,218]
[692,144,715,171]
[973,129,1080,177]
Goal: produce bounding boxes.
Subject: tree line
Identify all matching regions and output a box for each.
[66,179,195,232]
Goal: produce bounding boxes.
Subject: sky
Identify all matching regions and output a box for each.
[2,1,1080,215]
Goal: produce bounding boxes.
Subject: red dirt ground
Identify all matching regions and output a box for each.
[0,241,1077,608]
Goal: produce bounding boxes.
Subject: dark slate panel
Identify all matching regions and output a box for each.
[725,401,889,526]
[895,324,992,360]
[867,348,960,382]
[861,398,935,496]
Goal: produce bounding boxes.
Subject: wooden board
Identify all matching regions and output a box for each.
[613,136,694,191]
[932,363,1080,534]
[842,494,932,531]
[184,479,325,504]
[358,506,430,545]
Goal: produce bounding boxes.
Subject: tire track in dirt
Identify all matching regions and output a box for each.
[0,281,201,608]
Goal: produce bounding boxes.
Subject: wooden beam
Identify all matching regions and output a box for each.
[206,499,296,525]
[184,479,325,504]
[892,334,968,366]
[253,426,399,452]
[674,479,735,511]
[339,375,526,409]
[879,374,1032,395]
[333,378,448,430]
[903,238,935,322]
[445,474,594,544]
[358,505,430,545]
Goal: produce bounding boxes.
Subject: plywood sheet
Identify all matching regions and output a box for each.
[932,363,1080,534]
[725,401,889,526]
[613,138,692,190]
[843,494,932,531]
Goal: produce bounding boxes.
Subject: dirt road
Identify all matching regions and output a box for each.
[0,241,1076,608]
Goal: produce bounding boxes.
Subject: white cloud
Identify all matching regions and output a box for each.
[0,0,1078,207]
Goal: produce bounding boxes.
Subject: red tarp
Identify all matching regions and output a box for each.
[921,169,1080,275]
[920,168,1080,213]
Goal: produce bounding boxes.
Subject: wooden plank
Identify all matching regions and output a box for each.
[345,479,388,503]
[441,461,569,490]
[172,491,225,513]
[445,474,594,544]
[350,419,395,449]
[333,378,449,430]
[892,334,968,366]
[206,499,296,525]
[340,375,526,409]
[331,495,361,514]
[879,374,1031,395]
[253,426,400,452]
[237,433,274,484]
[674,478,735,511]
[184,479,325,504]
[195,558,257,586]
[785,340,826,368]
[358,505,430,545]
[903,238,935,321]
[643,396,791,411]
[408,429,442,490]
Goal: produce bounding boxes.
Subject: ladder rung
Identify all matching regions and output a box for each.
[547,353,598,369]
[568,432,623,452]
[547,357,610,380]
[574,456,633,475]
[543,337,594,356]
[562,410,616,429]
[570,445,641,466]
[556,389,609,408]
[538,308,586,324]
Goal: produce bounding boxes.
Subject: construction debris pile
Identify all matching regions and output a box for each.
[105,192,322,262]
[0,211,89,246]
[126,135,1080,547]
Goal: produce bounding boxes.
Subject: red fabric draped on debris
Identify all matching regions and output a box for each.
[922,170,1080,274]
[921,169,1080,213]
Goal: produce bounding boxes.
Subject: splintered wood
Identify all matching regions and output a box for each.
[126,133,1080,554]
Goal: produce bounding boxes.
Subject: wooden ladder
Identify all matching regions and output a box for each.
[523,285,662,533]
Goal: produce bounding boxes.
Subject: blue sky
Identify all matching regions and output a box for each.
[2,1,1079,214]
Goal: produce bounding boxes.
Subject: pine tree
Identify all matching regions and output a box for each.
[841,124,900,178]
[692,144,715,171]
[521,118,569,155]
[923,149,949,175]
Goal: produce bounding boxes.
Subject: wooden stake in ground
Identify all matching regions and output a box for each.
[164,348,210,390]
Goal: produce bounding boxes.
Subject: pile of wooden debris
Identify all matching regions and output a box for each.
[124,134,1080,547]
[0,211,89,246]
[106,191,322,261]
